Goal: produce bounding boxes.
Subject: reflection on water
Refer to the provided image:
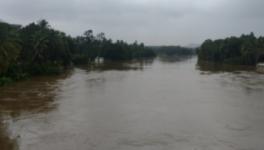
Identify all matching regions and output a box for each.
[0,74,70,117]
[79,59,154,72]
[197,61,256,73]
[197,61,264,94]
[0,56,264,150]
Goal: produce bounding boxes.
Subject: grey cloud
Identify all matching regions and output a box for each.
[1,0,264,45]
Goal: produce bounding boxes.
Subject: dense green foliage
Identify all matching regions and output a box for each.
[0,22,21,75]
[0,20,155,85]
[73,31,155,63]
[198,33,264,65]
[150,46,196,56]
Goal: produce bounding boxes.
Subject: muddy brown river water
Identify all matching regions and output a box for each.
[0,57,264,150]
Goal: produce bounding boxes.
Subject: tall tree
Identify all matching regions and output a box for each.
[0,22,21,74]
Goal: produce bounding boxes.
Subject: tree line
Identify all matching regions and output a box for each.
[149,46,196,56]
[0,20,156,85]
[198,33,264,65]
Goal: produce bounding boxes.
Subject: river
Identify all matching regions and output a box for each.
[0,56,264,150]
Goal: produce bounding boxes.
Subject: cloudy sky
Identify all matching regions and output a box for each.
[1,0,264,45]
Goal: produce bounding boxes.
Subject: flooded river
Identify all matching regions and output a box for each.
[0,57,264,150]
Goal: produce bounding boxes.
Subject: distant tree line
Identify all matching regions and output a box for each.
[150,46,196,56]
[198,33,264,66]
[0,20,156,85]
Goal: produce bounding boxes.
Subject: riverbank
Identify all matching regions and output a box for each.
[198,33,264,66]
[0,20,156,86]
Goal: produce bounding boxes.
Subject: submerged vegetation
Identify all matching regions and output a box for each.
[0,20,156,85]
[198,33,264,66]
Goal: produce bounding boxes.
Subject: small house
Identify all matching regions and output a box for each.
[257,63,264,73]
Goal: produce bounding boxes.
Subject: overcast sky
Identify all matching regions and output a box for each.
[1,0,264,46]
